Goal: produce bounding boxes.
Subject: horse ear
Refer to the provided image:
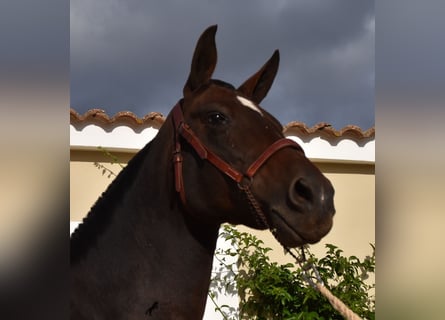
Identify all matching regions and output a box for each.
[183,25,218,97]
[238,50,280,104]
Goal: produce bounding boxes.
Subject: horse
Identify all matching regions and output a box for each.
[70,25,335,319]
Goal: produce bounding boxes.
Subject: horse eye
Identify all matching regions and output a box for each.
[207,112,228,125]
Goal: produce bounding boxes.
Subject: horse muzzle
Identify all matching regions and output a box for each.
[268,174,335,247]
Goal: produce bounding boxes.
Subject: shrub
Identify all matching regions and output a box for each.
[210,225,375,320]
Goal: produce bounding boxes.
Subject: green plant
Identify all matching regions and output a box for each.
[93,146,125,178]
[210,225,375,320]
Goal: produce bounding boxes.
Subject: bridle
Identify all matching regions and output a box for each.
[171,100,303,228]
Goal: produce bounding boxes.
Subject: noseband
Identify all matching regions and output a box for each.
[171,100,303,228]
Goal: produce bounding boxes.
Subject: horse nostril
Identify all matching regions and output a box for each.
[292,178,314,203]
[289,177,335,215]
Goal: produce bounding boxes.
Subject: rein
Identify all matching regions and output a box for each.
[171,100,362,320]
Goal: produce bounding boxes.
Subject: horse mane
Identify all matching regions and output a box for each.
[70,141,153,263]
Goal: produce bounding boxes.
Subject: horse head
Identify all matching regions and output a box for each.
[171,25,335,248]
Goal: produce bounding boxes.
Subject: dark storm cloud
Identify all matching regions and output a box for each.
[71,0,374,129]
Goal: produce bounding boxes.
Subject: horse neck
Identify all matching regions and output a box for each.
[130,118,221,261]
[71,117,220,318]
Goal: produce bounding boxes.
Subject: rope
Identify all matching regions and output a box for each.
[285,246,363,320]
[315,283,362,320]
[284,246,363,320]
[239,184,269,229]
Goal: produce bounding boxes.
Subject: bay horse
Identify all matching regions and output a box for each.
[71,25,335,319]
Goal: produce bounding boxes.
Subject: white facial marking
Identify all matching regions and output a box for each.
[237,96,263,116]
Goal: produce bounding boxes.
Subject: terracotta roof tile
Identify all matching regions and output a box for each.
[70,108,374,140]
[70,108,165,132]
[284,121,375,140]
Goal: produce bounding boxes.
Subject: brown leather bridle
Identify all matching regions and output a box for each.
[171,100,303,228]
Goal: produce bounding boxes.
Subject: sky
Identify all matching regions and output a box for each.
[70,0,374,130]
